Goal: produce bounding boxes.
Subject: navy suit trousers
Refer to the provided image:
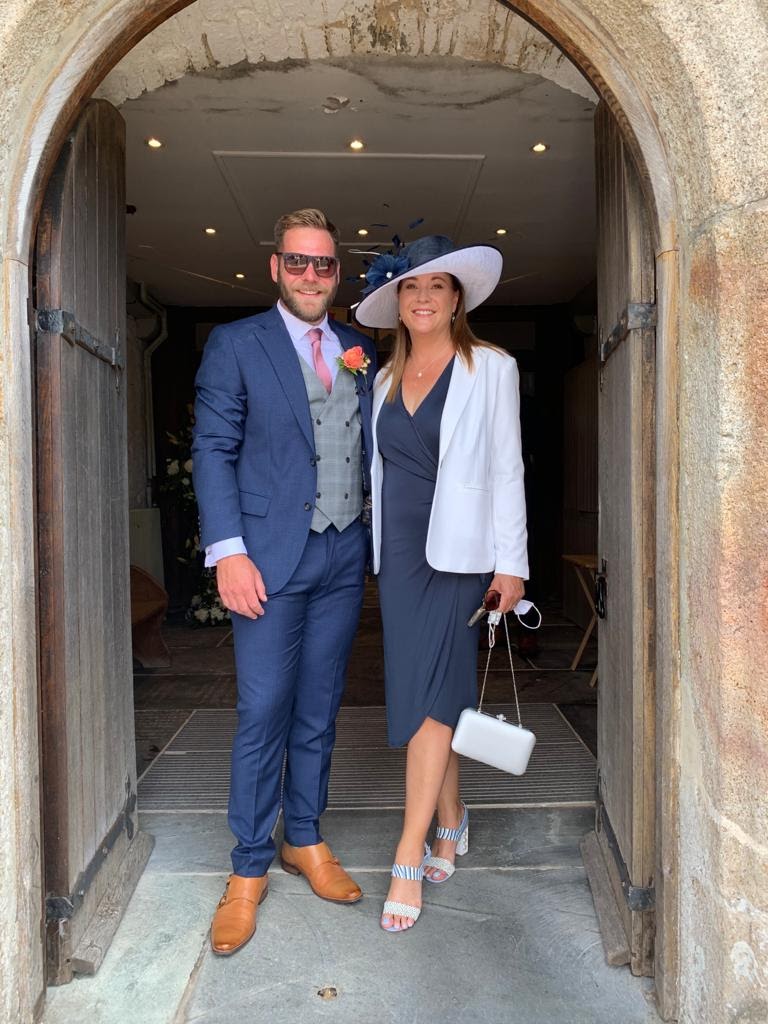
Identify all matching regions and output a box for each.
[228,519,367,876]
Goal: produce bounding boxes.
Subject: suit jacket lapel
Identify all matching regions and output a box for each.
[254,307,314,449]
[439,355,477,462]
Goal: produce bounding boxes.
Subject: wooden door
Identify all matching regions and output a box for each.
[592,101,657,975]
[34,99,152,984]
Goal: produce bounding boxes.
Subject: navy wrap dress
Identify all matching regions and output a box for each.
[377,359,491,747]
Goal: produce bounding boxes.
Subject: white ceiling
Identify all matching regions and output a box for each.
[120,55,597,308]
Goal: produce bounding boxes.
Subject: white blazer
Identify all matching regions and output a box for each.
[370,345,529,578]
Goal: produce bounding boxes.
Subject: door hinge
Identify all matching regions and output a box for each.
[601,302,656,365]
[35,307,125,373]
[44,789,138,922]
[597,789,655,912]
[45,894,76,921]
[625,884,655,912]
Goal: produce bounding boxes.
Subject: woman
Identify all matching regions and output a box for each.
[355,235,529,932]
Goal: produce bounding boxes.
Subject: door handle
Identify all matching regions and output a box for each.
[595,559,607,619]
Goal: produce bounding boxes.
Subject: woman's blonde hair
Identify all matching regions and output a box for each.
[383,275,488,401]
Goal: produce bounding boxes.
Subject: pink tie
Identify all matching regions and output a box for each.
[308,327,332,394]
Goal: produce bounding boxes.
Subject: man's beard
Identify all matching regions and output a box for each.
[278,272,336,323]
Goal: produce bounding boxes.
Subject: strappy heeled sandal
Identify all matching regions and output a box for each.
[380,843,431,932]
[424,802,469,884]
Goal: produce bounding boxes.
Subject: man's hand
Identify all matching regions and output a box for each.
[216,554,267,619]
[488,573,525,614]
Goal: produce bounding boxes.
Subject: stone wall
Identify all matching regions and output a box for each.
[0,2,766,1023]
[93,0,595,107]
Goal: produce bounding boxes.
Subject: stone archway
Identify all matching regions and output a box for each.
[5,4,767,1024]
[4,0,679,257]
[1,3,683,1022]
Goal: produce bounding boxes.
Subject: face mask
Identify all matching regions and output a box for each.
[513,599,541,630]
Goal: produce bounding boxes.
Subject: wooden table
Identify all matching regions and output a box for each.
[562,554,598,687]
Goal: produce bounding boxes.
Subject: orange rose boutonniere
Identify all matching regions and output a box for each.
[336,345,371,377]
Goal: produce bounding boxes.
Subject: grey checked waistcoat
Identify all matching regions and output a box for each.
[298,356,363,533]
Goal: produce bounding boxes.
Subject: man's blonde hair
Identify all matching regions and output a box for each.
[274,208,340,253]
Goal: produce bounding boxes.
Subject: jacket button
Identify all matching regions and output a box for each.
[310,457,316,466]
[304,502,311,511]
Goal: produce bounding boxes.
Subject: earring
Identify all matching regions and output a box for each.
[451,312,456,324]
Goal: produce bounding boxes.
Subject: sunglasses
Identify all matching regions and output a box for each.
[277,252,339,278]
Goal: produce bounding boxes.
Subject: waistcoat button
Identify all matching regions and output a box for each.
[316,418,322,425]
[316,492,321,499]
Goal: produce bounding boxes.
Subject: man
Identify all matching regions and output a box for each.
[192,208,377,955]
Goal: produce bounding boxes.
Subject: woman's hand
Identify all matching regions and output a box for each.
[488,573,525,613]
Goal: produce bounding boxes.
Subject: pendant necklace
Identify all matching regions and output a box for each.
[410,347,451,379]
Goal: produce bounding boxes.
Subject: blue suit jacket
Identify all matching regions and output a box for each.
[192,306,377,593]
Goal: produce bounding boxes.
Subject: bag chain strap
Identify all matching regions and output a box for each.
[477,613,523,728]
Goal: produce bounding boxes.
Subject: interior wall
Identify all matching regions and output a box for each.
[126,314,148,510]
[0,3,766,1024]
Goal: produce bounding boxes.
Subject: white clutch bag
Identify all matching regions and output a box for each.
[451,609,537,776]
[452,707,536,776]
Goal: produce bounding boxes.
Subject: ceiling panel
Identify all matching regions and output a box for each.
[213,151,485,247]
[119,57,596,308]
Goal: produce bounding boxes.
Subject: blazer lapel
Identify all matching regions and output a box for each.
[253,307,314,449]
[439,355,478,462]
[372,372,388,435]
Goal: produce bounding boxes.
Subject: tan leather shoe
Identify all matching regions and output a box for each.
[280,841,362,904]
[210,874,268,956]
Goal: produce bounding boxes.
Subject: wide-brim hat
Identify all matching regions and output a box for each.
[354,235,503,329]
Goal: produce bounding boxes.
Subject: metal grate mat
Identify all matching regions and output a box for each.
[139,705,595,811]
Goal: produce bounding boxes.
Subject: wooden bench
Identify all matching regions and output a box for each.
[130,564,170,668]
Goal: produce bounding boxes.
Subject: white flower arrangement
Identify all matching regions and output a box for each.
[160,404,230,628]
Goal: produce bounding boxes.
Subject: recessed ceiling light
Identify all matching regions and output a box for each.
[357,228,369,236]
[235,273,245,279]
[496,228,508,236]
[349,139,365,151]
[531,142,549,153]
[359,273,366,279]
[204,227,217,235]
[146,137,163,149]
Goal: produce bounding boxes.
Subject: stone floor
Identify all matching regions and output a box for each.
[42,596,650,1024]
[43,808,659,1024]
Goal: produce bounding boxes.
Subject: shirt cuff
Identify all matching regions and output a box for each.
[205,537,247,567]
